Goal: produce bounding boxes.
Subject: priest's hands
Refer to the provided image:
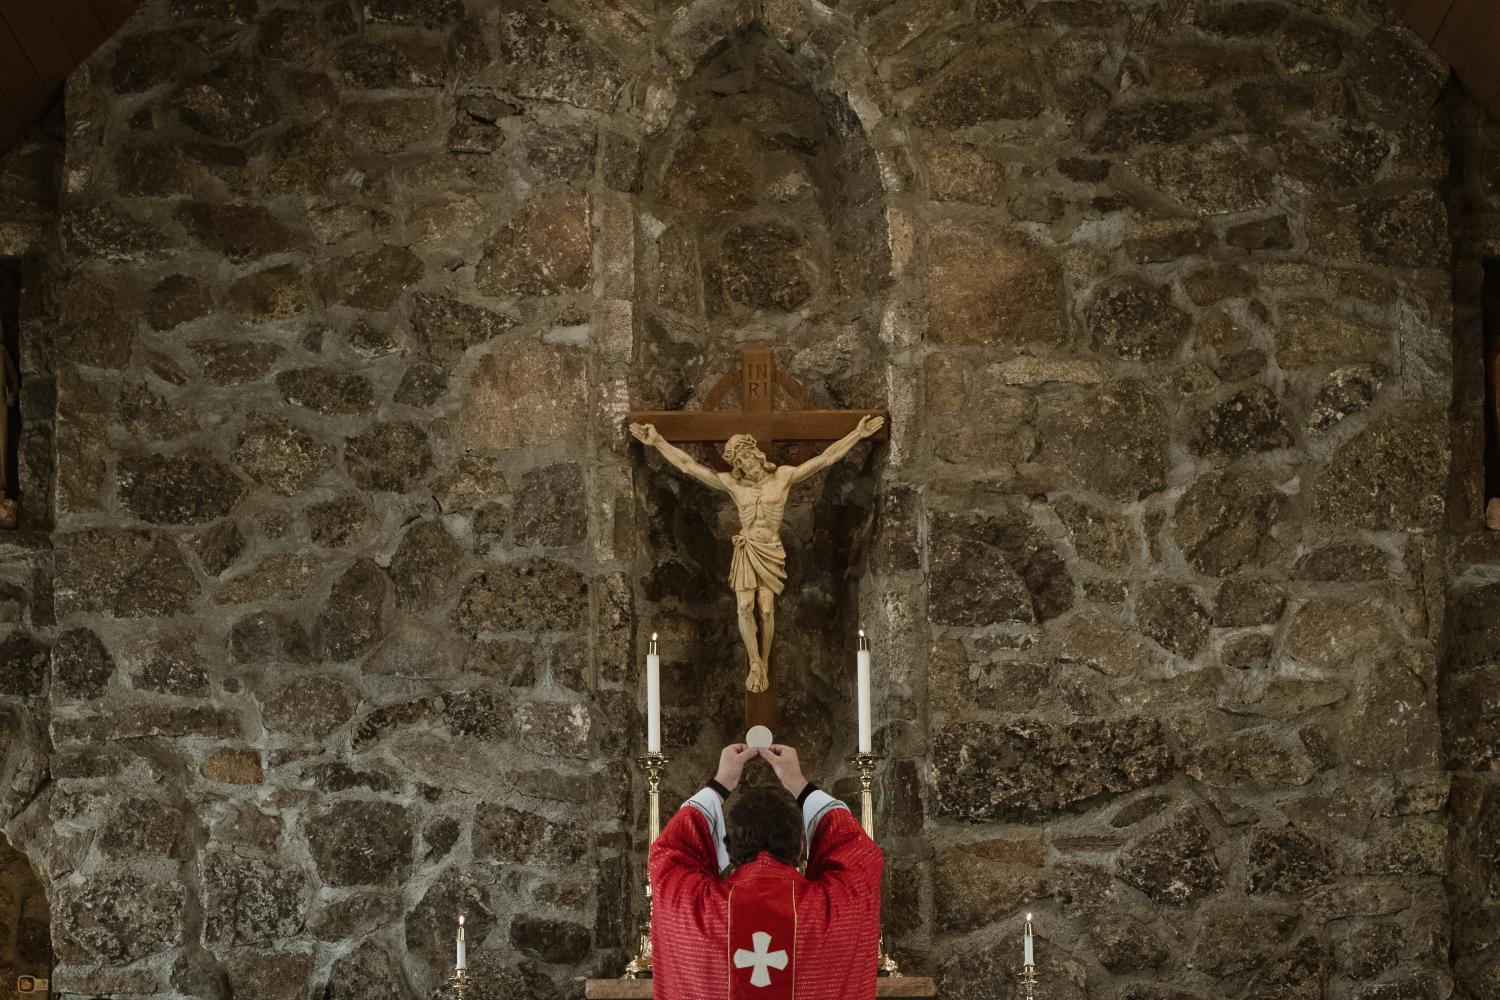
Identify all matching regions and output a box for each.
[714,742,809,798]
[715,743,758,793]
[759,744,809,800]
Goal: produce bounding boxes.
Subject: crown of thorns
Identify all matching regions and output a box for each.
[723,434,761,464]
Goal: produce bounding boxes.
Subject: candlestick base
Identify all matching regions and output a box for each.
[447,968,471,1000]
[1018,965,1038,1000]
[621,751,671,979]
[848,752,902,977]
[622,929,652,980]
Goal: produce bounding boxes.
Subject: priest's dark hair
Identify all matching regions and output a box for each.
[726,786,803,867]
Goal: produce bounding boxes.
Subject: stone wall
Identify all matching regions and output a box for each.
[0,0,1483,998]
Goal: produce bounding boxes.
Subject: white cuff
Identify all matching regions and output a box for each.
[801,788,849,843]
[685,786,731,872]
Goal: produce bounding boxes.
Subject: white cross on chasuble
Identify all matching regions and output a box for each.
[728,878,796,999]
[734,932,789,987]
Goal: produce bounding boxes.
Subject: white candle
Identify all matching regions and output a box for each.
[856,629,872,753]
[1023,912,1034,967]
[456,914,466,970]
[646,633,661,754]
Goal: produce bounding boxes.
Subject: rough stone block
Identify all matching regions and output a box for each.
[928,508,1071,626]
[55,873,185,964]
[1036,380,1169,502]
[315,245,424,309]
[202,852,307,945]
[1173,473,1285,577]
[410,292,517,355]
[276,368,376,415]
[1117,808,1223,906]
[51,627,114,699]
[455,559,589,634]
[933,716,1171,822]
[476,190,591,297]
[473,803,588,864]
[117,452,246,525]
[911,41,1043,127]
[513,463,587,548]
[55,528,198,617]
[1190,385,1293,462]
[509,916,590,964]
[928,221,1062,345]
[173,61,280,142]
[1249,825,1335,894]
[307,801,414,886]
[459,342,587,450]
[346,421,432,493]
[389,520,466,610]
[261,675,358,738]
[1313,410,1447,531]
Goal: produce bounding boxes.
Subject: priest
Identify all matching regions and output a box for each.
[649,743,884,1000]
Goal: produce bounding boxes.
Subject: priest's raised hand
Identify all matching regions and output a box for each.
[649,743,885,1000]
[757,743,810,798]
[714,742,759,794]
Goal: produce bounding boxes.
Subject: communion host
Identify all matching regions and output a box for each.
[649,742,884,999]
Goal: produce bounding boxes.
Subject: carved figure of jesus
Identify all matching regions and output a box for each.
[629,415,885,692]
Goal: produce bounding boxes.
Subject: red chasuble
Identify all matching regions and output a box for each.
[650,791,883,1000]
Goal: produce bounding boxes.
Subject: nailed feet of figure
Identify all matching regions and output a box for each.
[747,656,769,693]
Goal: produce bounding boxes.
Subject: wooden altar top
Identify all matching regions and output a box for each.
[584,978,937,997]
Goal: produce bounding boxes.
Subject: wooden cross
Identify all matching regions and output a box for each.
[627,343,888,731]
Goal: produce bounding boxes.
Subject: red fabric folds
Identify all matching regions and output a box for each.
[650,803,882,1000]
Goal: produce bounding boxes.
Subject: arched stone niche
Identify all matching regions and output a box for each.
[622,13,911,770]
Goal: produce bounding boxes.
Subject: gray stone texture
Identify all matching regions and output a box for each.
[0,2,1476,998]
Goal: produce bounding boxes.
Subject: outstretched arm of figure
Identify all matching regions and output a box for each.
[629,422,726,492]
[788,414,884,485]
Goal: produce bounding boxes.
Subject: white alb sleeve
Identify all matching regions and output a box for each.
[684,786,731,872]
[801,788,850,844]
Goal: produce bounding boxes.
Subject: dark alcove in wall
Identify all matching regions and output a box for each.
[0,264,20,521]
[630,25,891,772]
[0,833,50,994]
[1482,261,1500,506]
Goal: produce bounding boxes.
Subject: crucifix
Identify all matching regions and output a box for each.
[628,342,888,730]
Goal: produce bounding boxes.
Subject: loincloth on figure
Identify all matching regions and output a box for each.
[730,534,786,595]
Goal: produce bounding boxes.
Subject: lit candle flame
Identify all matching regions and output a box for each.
[1025,912,1032,921]
[652,632,658,641]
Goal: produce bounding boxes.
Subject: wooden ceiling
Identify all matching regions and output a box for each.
[1393,0,1500,121]
[0,0,136,153]
[0,1,1493,160]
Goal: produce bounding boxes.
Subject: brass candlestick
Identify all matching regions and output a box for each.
[1018,964,1038,1000]
[623,750,670,978]
[447,969,471,1000]
[849,750,902,978]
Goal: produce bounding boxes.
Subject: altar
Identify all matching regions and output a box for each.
[583,978,938,997]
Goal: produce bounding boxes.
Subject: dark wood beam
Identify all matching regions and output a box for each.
[1392,0,1500,125]
[1432,0,1493,63]
[626,409,888,445]
[47,1,108,62]
[1404,0,1453,42]
[2,8,74,86]
[0,0,136,155]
